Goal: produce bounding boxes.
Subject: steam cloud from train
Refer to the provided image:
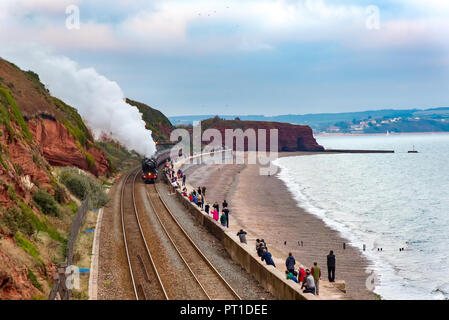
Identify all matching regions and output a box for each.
[0,45,157,157]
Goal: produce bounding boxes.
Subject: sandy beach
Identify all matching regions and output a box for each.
[182,152,377,300]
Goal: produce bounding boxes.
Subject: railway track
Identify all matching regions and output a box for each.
[145,182,241,300]
[120,169,168,300]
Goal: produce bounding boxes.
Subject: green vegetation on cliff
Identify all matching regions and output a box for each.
[59,167,108,210]
[126,98,173,142]
[0,87,33,142]
[52,97,94,149]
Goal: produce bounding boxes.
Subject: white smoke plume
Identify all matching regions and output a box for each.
[0,45,156,157]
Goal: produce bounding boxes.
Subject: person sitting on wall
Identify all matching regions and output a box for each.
[286,270,298,283]
[301,269,316,295]
[261,248,276,268]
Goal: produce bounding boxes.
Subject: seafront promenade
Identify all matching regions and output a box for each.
[170,150,349,300]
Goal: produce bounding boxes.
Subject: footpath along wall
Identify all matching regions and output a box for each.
[168,151,313,300]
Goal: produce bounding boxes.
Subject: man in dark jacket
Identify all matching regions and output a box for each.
[285,252,296,273]
[222,200,228,211]
[213,201,219,213]
[327,250,336,282]
[236,229,247,244]
[261,249,276,267]
[222,207,230,228]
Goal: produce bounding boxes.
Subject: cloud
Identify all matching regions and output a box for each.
[0,0,448,56]
[0,44,157,156]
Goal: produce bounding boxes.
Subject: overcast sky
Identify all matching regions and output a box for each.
[1,0,448,116]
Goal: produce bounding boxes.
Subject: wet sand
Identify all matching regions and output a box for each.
[182,152,377,300]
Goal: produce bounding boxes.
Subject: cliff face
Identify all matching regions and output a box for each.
[0,58,112,299]
[0,58,109,177]
[28,118,109,177]
[201,118,324,152]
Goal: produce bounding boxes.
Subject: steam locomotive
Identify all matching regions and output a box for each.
[141,149,172,183]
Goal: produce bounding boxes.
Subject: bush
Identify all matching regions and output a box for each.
[33,190,61,217]
[59,167,108,210]
[2,207,35,236]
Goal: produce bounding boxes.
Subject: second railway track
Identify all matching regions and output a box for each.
[121,168,240,300]
[146,182,241,300]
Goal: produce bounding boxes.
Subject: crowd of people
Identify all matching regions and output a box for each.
[282,250,336,296]
[166,159,232,229]
[168,155,337,298]
[254,237,337,296]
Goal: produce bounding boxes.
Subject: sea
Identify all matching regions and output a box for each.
[273,133,449,300]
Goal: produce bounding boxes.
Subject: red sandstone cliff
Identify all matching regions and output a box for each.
[0,58,110,177]
[201,118,324,152]
[0,58,111,299]
[28,119,109,177]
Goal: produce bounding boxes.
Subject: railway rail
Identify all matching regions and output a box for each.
[121,168,240,300]
[120,169,168,300]
[146,182,241,300]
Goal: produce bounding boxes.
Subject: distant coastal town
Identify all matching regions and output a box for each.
[170,107,449,135]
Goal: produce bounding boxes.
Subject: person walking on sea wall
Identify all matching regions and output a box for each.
[222,207,230,228]
[213,201,219,213]
[261,248,276,267]
[220,212,227,227]
[182,174,186,186]
[222,200,228,212]
[327,250,336,282]
[237,229,247,244]
[311,262,321,296]
[285,252,296,273]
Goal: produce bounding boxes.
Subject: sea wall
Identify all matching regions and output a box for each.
[166,173,310,300]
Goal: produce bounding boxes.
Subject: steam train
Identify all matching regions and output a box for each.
[141,149,172,183]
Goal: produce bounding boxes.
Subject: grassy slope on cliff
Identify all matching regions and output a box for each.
[0,58,106,173]
[0,58,135,299]
[125,98,173,142]
[0,83,75,298]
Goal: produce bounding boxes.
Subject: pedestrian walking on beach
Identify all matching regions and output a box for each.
[285,252,296,273]
[222,207,230,228]
[237,229,247,244]
[311,262,321,295]
[261,248,276,267]
[327,250,336,282]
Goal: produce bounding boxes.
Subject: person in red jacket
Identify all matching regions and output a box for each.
[298,267,306,283]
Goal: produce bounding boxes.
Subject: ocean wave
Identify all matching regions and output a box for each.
[273,155,443,300]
